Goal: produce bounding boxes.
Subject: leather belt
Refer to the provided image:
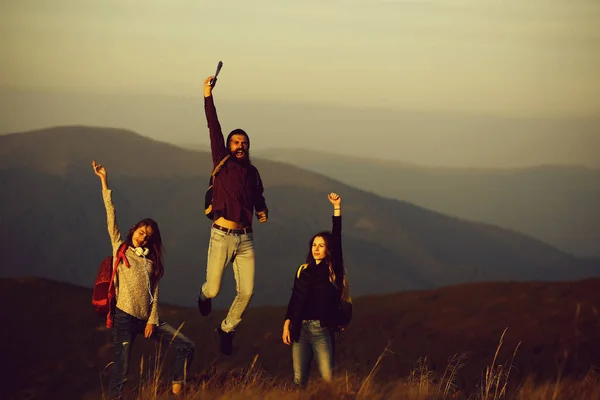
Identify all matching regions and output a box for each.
[212,223,253,235]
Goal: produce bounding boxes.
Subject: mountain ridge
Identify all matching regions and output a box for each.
[1,87,599,168]
[254,147,600,257]
[1,126,598,310]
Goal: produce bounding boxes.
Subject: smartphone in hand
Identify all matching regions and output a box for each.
[210,61,223,86]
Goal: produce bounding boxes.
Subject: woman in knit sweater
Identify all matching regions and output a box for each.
[282,192,346,386]
[92,160,195,399]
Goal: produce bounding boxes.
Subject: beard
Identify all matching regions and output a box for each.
[230,148,251,165]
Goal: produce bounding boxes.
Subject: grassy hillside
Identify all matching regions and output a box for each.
[1,126,599,311]
[2,277,599,399]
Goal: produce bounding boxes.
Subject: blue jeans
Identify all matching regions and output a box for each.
[109,308,195,399]
[292,320,335,386]
[200,227,255,332]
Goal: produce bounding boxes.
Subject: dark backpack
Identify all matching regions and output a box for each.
[336,274,353,331]
[204,155,230,220]
[92,243,129,328]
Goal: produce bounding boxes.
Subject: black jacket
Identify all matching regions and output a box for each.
[285,215,344,342]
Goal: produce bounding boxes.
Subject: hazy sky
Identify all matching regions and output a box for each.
[2,0,599,117]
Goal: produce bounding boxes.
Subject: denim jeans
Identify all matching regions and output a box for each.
[109,308,195,399]
[292,320,335,386]
[200,227,255,332]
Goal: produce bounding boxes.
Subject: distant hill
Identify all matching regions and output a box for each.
[175,142,209,152]
[255,148,600,258]
[1,126,599,311]
[2,87,599,169]
[2,277,599,399]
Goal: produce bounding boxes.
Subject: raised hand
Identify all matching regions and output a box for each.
[92,160,109,190]
[204,76,216,97]
[328,192,341,207]
[92,160,107,179]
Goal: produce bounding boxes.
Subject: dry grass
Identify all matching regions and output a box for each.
[95,327,600,400]
[479,328,521,400]
[513,367,600,400]
[100,365,600,400]
[357,340,394,398]
[8,277,600,400]
[96,302,600,400]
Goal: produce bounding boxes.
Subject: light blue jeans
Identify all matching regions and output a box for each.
[292,320,335,386]
[200,226,255,332]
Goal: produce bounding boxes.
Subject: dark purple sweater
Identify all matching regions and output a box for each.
[205,96,268,226]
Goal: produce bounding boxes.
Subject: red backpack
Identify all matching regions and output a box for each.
[92,243,130,328]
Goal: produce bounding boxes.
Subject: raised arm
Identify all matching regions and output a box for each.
[328,192,344,287]
[203,76,229,165]
[92,160,123,252]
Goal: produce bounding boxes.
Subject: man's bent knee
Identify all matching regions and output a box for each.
[202,281,221,299]
[203,287,220,299]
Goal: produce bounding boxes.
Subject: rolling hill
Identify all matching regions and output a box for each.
[1,126,599,311]
[2,87,599,169]
[255,148,600,258]
[2,277,599,399]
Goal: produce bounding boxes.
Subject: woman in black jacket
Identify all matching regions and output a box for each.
[282,192,346,386]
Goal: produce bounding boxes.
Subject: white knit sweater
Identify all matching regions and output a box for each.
[102,189,159,325]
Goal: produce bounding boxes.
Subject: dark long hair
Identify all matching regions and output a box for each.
[305,230,350,301]
[305,230,338,283]
[126,218,164,282]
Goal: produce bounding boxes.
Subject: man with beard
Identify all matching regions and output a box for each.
[197,75,268,356]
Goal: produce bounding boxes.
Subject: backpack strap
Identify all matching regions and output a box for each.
[296,263,309,279]
[210,155,230,184]
[106,242,130,328]
[113,242,131,270]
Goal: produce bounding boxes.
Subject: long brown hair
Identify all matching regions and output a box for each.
[305,231,349,298]
[126,218,164,282]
